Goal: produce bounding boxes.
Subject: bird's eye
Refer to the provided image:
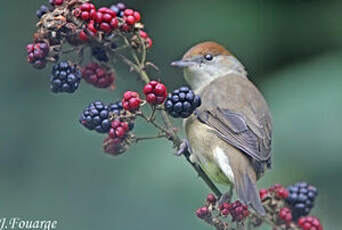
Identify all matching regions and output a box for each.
[204,54,213,61]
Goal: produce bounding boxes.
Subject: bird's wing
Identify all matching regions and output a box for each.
[196,74,272,165]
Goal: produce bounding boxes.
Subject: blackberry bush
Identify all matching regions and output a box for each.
[25,1,324,230]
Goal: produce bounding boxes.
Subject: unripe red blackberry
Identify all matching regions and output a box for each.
[278,207,292,224]
[196,206,209,219]
[139,30,153,49]
[26,42,49,69]
[206,193,216,204]
[79,31,89,42]
[108,120,129,144]
[229,201,249,222]
[286,182,318,220]
[50,61,82,93]
[298,216,323,230]
[164,86,201,118]
[122,91,142,112]
[82,62,115,89]
[103,136,129,156]
[269,184,289,199]
[259,188,269,200]
[79,101,111,133]
[120,9,141,32]
[87,20,97,35]
[143,81,167,105]
[49,0,63,6]
[219,202,231,216]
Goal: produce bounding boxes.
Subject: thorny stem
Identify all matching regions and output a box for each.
[133,133,167,143]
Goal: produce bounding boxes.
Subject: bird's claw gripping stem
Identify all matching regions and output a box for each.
[176,139,191,157]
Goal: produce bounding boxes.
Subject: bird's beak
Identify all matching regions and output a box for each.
[170,59,196,68]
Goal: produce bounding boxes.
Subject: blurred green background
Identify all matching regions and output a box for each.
[1,0,341,229]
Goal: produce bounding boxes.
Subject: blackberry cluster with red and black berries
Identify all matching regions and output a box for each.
[91,46,109,62]
[36,5,53,19]
[79,101,111,133]
[110,2,126,17]
[164,86,201,118]
[108,101,134,130]
[286,182,318,220]
[50,61,82,93]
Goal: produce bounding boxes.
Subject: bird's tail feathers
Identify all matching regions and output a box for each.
[235,171,265,216]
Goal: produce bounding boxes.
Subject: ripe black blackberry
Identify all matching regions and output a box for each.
[79,101,111,133]
[108,101,124,115]
[110,2,126,17]
[91,46,109,62]
[286,182,318,220]
[36,5,52,19]
[164,86,201,118]
[50,61,82,93]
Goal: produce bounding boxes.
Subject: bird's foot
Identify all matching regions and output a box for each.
[176,139,191,156]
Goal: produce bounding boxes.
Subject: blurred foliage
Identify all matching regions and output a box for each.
[0,0,341,229]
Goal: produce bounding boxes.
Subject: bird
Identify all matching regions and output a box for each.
[171,41,272,215]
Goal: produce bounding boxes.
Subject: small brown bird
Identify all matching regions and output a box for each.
[171,41,272,215]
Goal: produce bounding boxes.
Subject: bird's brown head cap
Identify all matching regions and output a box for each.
[182,41,232,60]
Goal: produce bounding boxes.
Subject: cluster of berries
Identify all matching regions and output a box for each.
[121,84,202,118]
[79,100,133,156]
[196,187,323,229]
[196,194,249,223]
[26,42,49,69]
[82,62,115,89]
[50,61,82,93]
[74,2,146,42]
[79,83,200,155]
[28,1,154,94]
[286,182,318,220]
[120,81,169,113]
[258,183,322,229]
[164,86,201,118]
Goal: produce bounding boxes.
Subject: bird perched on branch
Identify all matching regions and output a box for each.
[171,41,272,215]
